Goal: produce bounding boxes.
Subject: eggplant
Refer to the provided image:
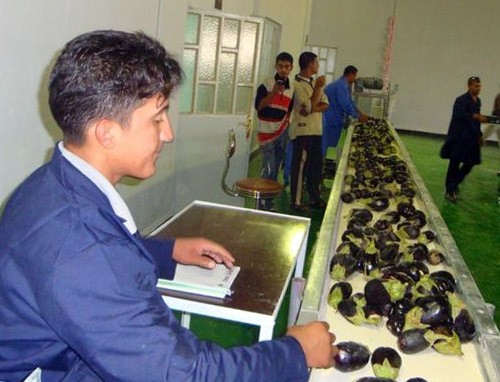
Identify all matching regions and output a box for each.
[406,210,427,228]
[426,249,445,265]
[364,278,406,308]
[393,261,429,283]
[371,347,402,380]
[397,222,421,240]
[328,281,353,309]
[356,378,396,382]
[330,253,358,280]
[404,243,429,262]
[406,378,428,382]
[378,243,400,267]
[415,295,452,327]
[336,241,363,258]
[350,208,374,224]
[387,312,405,336]
[338,298,380,326]
[453,308,476,342]
[431,326,463,355]
[348,217,368,230]
[397,329,431,354]
[368,197,390,212]
[374,219,392,234]
[397,202,416,219]
[420,229,436,243]
[429,271,455,295]
[342,228,365,243]
[333,341,371,372]
[341,191,355,203]
[382,210,400,224]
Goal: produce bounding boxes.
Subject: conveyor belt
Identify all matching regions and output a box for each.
[297,120,500,382]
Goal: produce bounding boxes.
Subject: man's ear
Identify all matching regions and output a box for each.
[94,118,119,149]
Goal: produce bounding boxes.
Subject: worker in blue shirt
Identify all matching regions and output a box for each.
[0,30,337,381]
[323,65,368,158]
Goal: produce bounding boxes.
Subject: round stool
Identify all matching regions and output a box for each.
[234,177,284,209]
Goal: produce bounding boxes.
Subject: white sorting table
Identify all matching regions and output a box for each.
[152,201,310,341]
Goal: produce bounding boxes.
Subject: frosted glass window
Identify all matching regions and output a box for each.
[235,86,253,114]
[196,84,215,113]
[199,16,220,81]
[319,47,327,59]
[222,19,239,49]
[237,22,258,83]
[185,13,200,44]
[179,49,197,113]
[217,53,236,114]
[326,50,336,73]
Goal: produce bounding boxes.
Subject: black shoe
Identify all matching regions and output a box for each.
[309,199,327,210]
[290,203,308,212]
[445,191,457,202]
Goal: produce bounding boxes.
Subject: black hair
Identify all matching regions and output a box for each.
[49,30,182,145]
[468,76,481,86]
[276,52,293,65]
[298,51,317,71]
[343,65,358,76]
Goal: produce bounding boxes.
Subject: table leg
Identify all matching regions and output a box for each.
[258,322,275,341]
[180,312,192,328]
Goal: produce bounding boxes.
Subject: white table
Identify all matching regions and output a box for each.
[152,200,310,341]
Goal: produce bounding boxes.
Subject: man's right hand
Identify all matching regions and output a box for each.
[286,321,338,369]
[315,75,326,88]
[358,113,369,123]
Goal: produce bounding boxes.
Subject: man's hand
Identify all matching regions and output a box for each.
[358,113,369,123]
[173,238,235,269]
[315,75,326,88]
[286,321,338,369]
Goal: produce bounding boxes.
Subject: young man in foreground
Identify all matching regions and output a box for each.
[0,30,337,381]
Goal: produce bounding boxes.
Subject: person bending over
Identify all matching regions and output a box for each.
[0,30,337,382]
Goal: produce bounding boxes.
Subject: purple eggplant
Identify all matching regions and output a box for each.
[356,378,396,382]
[397,328,431,354]
[404,243,428,262]
[371,347,402,380]
[406,378,428,382]
[426,249,445,265]
[328,281,353,309]
[333,341,371,372]
[415,295,452,327]
[453,308,476,342]
[330,253,358,280]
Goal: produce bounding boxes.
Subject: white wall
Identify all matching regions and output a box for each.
[0,0,311,231]
[308,0,500,137]
[0,0,185,232]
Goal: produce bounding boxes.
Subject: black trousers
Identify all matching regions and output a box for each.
[445,158,474,193]
[290,135,323,206]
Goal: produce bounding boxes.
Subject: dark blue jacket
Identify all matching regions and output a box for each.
[443,91,483,164]
[0,147,308,381]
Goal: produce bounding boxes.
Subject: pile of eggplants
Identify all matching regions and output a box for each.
[329,120,476,356]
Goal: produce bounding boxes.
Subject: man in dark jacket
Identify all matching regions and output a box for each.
[0,30,337,381]
[442,76,489,201]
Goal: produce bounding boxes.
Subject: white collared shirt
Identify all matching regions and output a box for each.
[58,141,137,234]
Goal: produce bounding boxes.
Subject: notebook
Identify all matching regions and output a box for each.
[157,264,241,299]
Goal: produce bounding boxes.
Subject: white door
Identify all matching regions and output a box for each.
[174,10,263,211]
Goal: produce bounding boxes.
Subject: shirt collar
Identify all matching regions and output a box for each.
[58,141,138,234]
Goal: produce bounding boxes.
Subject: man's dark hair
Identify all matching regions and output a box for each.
[49,30,182,145]
[468,76,481,86]
[276,52,293,65]
[298,51,317,71]
[343,65,358,76]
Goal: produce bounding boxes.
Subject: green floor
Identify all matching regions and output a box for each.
[184,130,500,346]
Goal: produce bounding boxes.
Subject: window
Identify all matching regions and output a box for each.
[179,12,261,115]
[303,44,337,84]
